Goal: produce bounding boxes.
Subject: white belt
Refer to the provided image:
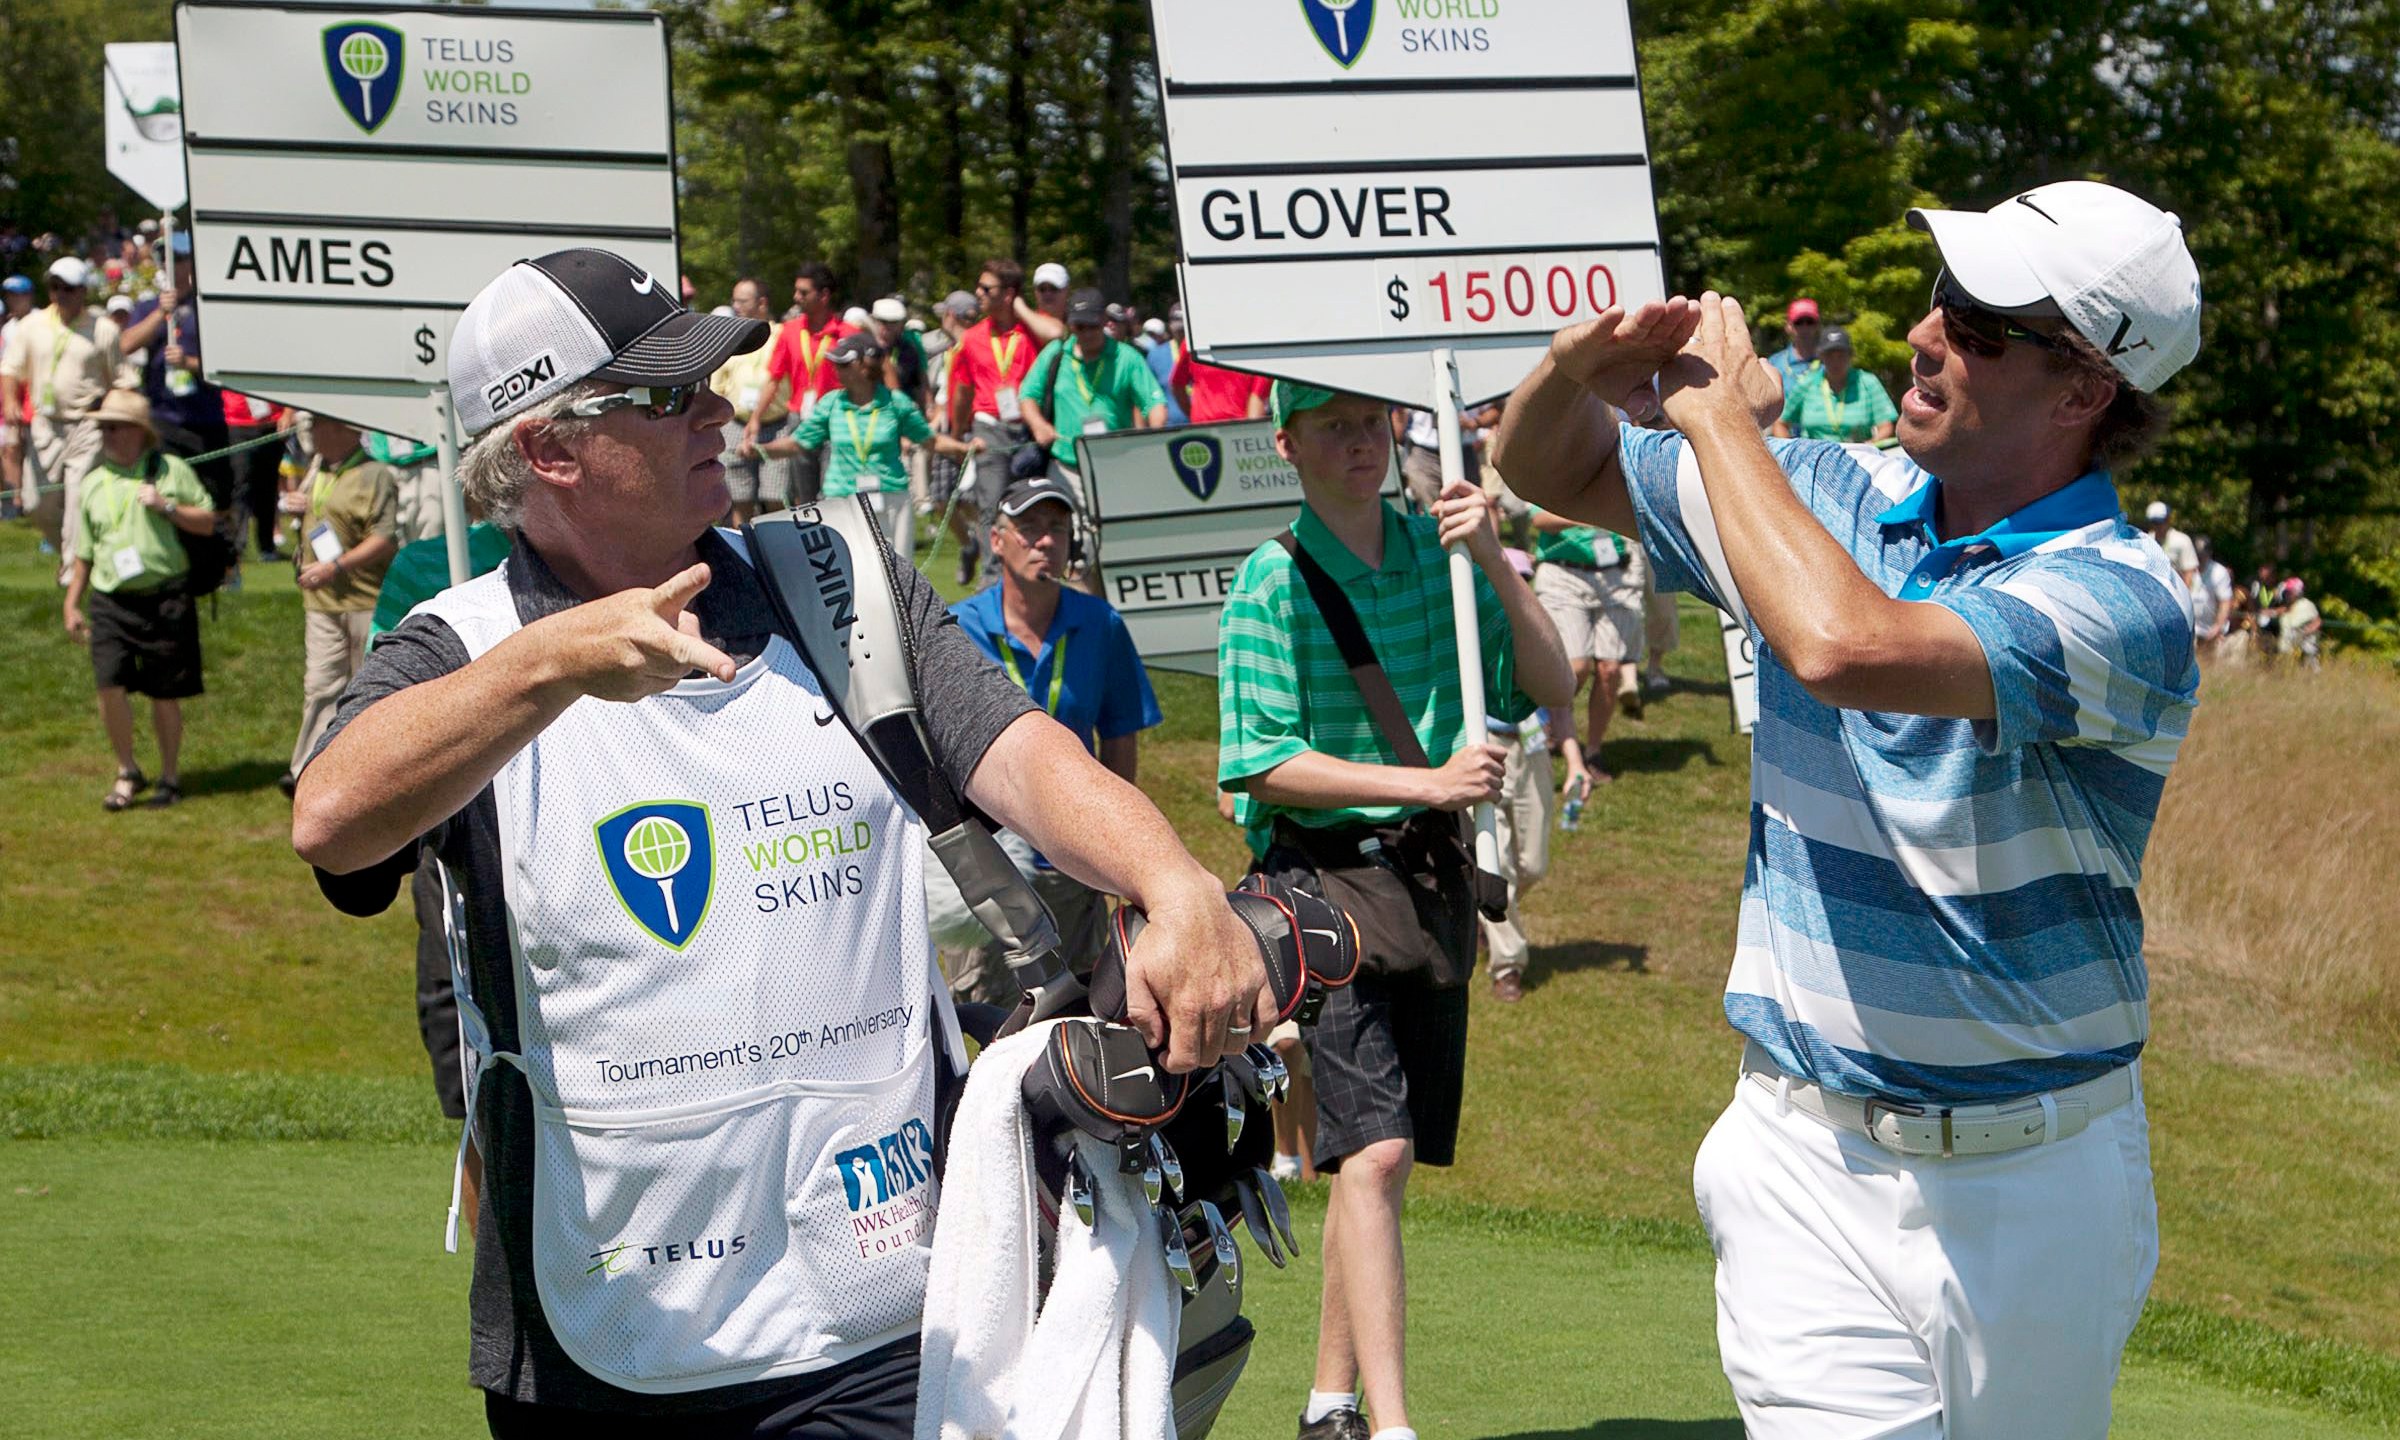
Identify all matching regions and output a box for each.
[1741,1042,2134,1158]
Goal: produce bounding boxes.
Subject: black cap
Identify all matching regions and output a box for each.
[451,247,769,434]
[1819,327,1854,353]
[997,473,1080,518]
[827,331,883,366]
[1066,288,1108,327]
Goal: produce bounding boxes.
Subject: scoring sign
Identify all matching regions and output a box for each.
[1150,0,1666,410]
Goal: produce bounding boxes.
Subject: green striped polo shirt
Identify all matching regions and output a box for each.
[1218,499,1532,832]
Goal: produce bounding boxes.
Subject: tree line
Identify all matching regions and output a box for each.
[7,0,2396,636]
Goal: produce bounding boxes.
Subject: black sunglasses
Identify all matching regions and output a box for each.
[568,382,702,421]
[1933,271,2064,359]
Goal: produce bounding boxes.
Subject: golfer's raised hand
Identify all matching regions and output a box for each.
[535,562,737,703]
[1122,885,1274,1073]
[1660,292,1783,431]
[1549,298,1702,408]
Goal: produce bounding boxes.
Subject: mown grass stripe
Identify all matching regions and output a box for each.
[1,1062,451,1145]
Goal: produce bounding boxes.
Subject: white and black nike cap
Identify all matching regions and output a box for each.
[1908,181,2202,392]
[449,248,769,436]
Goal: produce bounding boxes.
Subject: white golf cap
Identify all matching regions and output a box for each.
[2144,501,2170,522]
[1032,262,1070,290]
[1908,180,2202,392]
[870,296,908,324]
[1142,317,1167,338]
[448,248,766,437]
[46,256,91,289]
[842,305,871,329]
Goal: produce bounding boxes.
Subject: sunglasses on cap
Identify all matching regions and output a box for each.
[567,382,703,421]
[1932,270,2066,359]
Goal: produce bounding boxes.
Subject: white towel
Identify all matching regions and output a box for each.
[916,1022,1181,1440]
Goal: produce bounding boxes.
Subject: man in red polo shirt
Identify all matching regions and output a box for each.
[1172,343,1273,424]
[945,258,1049,584]
[742,261,852,508]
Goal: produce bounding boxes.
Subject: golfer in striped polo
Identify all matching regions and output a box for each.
[1218,382,1574,1440]
[1496,181,2204,1437]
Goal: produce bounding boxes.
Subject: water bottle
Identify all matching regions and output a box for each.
[1559,773,1588,833]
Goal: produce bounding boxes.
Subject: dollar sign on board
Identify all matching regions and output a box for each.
[1386,276,1411,322]
[414,325,437,365]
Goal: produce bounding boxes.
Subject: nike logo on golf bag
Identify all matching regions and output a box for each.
[1113,1065,1157,1083]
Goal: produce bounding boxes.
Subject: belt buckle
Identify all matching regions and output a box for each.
[1862,1097,1955,1157]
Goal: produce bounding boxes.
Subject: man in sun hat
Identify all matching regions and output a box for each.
[1221,380,1574,1440]
[1495,179,2204,1436]
[291,247,1274,1438]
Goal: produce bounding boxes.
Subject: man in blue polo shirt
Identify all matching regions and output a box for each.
[947,473,1160,995]
[1494,181,2203,1438]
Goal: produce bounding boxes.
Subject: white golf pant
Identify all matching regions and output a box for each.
[1693,1064,2156,1439]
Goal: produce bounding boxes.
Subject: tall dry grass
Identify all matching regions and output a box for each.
[2144,657,2400,1069]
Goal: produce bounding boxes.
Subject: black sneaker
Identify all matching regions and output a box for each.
[1297,1407,1370,1440]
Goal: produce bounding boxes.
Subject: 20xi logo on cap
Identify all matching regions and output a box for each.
[449,248,769,437]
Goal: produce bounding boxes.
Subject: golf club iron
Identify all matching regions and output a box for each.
[1199,1199,1241,1289]
[1159,1205,1197,1295]
[1140,1155,1163,1208]
[1147,1132,1183,1204]
[1235,1174,1286,1268]
[1254,1167,1301,1258]
[1220,1070,1245,1149]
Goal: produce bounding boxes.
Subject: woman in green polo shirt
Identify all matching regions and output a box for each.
[763,332,978,559]
[1772,327,1897,444]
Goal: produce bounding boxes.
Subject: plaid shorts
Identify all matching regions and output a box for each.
[1305,973,1470,1171]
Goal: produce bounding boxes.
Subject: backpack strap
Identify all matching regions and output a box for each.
[744,498,1082,1028]
[1272,529,1510,920]
[1273,530,1432,769]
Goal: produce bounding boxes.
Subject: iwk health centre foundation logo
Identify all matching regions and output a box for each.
[1301,0,1374,68]
[596,801,716,949]
[322,22,405,135]
[1168,435,1223,502]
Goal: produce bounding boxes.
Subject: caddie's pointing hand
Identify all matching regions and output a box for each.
[534,562,738,703]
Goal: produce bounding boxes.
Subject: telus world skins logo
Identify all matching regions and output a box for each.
[1301,0,1374,68]
[595,800,716,949]
[1168,436,1223,503]
[322,22,406,135]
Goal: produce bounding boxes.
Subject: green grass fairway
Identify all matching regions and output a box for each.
[4,1138,2388,1439]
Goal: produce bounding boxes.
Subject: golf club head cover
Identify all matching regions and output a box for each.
[1084,877,1361,1037]
[1021,1017,1192,1148]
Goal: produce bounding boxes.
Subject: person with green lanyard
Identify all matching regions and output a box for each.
[279,413,399,797]
[944,473,1162,996]
[763,331,979,562]
[1018,287,1168,501]
[61,390,218,811]
[1528,505,1652,779]
[1772,326,1898,443]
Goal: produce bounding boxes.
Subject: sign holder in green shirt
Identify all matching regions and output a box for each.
[788,386,934,497]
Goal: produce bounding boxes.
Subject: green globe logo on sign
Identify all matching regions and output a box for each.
[595,801,716,948]
[321,22,406,135]
[1167,433,1224,502]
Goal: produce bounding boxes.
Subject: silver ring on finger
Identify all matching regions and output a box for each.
[1228,1023,1253,1038]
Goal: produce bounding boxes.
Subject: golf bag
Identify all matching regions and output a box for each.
[747,498,1360,1437]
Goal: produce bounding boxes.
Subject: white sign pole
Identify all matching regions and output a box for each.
[1432,347,1500,878]
[432,385,469,585]
[160,211,181,360]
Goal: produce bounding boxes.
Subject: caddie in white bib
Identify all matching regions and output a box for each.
[424,541,945,1395]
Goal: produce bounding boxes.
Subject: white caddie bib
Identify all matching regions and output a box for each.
[421,537,946,1395]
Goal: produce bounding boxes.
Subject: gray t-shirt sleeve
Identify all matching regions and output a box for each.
[306,613,472,916]
[897,561,1039,793]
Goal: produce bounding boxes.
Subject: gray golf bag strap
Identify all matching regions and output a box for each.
[743,499,1081,1026]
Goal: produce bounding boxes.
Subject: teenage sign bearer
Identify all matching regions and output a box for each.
[292,249,1275,1439]
[1219,383,1574,1440]
[1494,181,2204,1437]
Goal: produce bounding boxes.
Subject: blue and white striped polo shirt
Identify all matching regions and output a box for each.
[1618,426,2198,1104]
